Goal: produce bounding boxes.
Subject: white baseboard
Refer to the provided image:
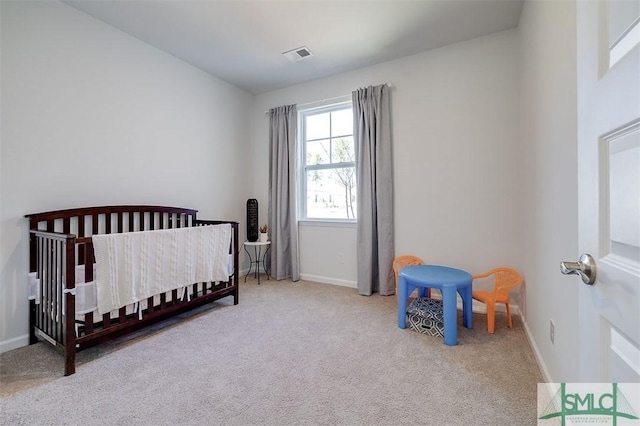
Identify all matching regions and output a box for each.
[299,274,357,288]
[521,313,553,383]
[0,334,29,354]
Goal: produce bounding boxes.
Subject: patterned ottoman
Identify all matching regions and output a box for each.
[406,297,444,337]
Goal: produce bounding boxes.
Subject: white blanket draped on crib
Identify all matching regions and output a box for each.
[92,224,231,315]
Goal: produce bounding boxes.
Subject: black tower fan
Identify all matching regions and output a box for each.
[246,199,258,242]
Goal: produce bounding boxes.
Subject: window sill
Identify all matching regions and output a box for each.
[298,220,356,229]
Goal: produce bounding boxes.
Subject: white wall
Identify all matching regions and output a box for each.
[0,1,253,352]
[518,0,579,382]
[252,30,521,289]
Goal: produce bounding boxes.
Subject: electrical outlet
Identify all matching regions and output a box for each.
[337,253,345,264]
[550,319,555,344]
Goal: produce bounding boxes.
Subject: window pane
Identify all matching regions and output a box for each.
[331,108,353,137]
[306,112,330,140]
[330,136,354,164]
[300,103,356,222]
[305,167,357,219]
[306,139,330,165]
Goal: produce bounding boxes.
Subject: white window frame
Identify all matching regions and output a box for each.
[298,101,357,225]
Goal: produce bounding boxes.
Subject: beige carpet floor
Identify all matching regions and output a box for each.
[1,276,543,425]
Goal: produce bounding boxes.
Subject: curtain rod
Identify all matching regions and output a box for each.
[264,83,392,114]
[264,94,348,114]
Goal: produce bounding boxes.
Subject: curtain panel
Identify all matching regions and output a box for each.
[268,104,300,281]
[352,84,395,295]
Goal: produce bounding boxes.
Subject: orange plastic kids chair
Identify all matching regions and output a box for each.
[392,255,431,298]
[472,267,522,333]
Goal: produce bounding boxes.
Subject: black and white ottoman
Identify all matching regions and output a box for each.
[406,297,445,337]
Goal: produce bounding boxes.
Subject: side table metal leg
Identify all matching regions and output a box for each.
[255,245,261,284]
[243,244,252,283]
[262,245,271,280]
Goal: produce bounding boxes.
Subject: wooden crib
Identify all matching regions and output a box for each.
[26,205,239,376]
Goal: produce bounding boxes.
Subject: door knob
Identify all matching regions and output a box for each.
[560,253,596,285]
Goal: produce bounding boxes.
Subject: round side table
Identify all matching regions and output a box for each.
[243,240,271,284]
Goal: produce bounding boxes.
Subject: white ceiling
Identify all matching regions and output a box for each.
[63,0,524,95]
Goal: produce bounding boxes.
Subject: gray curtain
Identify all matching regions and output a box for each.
[268,104,300,281]
[352,84,394,296]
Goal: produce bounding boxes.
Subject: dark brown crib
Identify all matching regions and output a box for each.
[26,205,239,376]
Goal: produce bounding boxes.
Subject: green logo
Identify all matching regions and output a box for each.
[539,383,639,425]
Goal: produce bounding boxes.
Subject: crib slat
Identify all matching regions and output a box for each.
[40,237,46,333]
[85,242,94,282]
[82,240,94,336]
[117,212,123,233]
[46,238,52,335]
[119,307,126,323]
[78,215,85,266]
[55,239,62,342]
[79,216,85,238]
[39,237,46,334]
[84,313,93,335]
[45,238,52,337]
[37,237,44,334]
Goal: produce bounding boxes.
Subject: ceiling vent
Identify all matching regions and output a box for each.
[282,46,313,62]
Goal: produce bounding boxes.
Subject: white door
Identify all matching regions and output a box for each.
[575,0,640,382]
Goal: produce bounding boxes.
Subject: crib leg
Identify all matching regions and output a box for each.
[64,285,77,376]
[29,300,38,345]
[64,345,76,376]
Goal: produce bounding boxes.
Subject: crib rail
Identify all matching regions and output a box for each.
[27,205,198,237]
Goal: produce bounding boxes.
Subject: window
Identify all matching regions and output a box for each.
[300,102,356,221]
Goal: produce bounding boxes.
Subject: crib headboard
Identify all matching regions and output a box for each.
[26,205,199,234]
[26,205,201,271]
